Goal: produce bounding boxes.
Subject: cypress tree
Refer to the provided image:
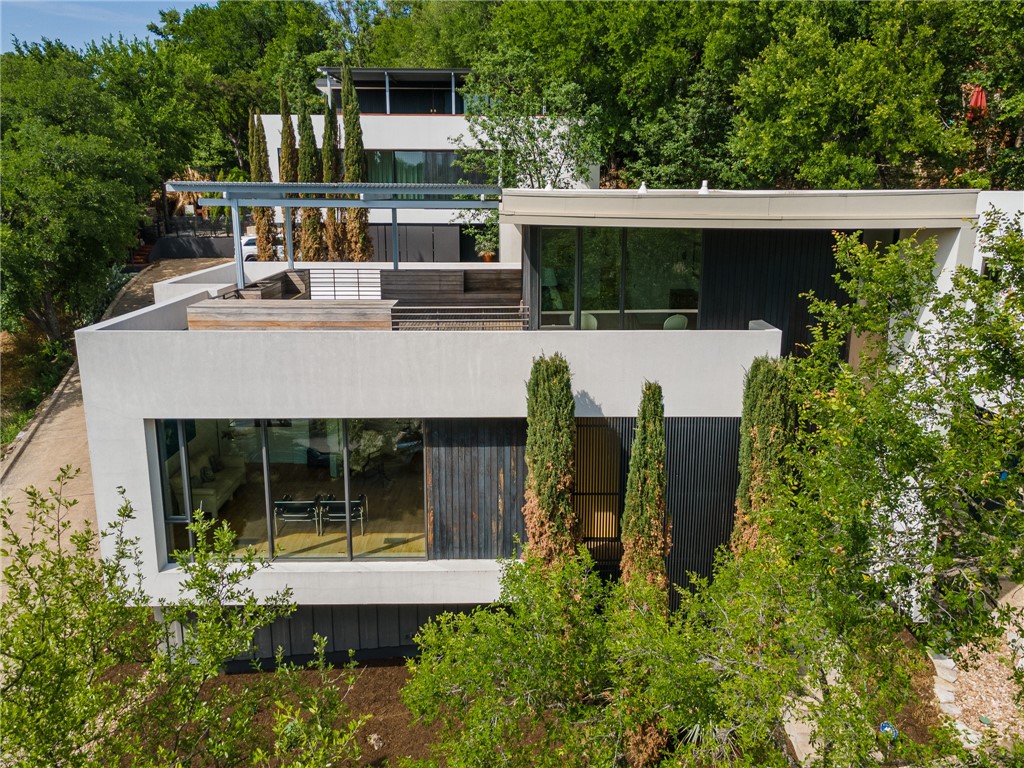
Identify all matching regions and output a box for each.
[279,84,298,236]
[322,97,345,261]
[297,103,324,261]
[733,356,797,552]
[620,381,670,600]
[246,107,255,176]
[249,110,276,262]
[523,353,577,565]
[341,66,372,261]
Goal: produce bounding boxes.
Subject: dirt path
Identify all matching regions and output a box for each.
[0,259,228,598]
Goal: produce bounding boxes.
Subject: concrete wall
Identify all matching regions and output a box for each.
[78,325,779,421]
[77,299,778,604]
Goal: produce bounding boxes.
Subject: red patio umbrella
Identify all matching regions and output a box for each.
[968,85,988,122]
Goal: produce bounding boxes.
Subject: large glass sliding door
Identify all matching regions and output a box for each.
[539,228,576,328]
[348,419,426,559]
[581,228,622,330]
[157,418,425,561]
[624,229,702,330]
[267,419,346,559]
[537,226,703,330]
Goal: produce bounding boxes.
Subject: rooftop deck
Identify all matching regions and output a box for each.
[184,266,527,331]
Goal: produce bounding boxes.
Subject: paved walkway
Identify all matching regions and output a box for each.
[0,258,227,597]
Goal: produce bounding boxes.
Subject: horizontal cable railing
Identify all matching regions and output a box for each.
[391,304,529,331]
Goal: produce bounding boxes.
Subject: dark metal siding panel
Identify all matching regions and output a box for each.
[701,229,844,355]
[358,605,378,649]
[312,606,333,648]
[377,605,402,648]
[332,605,361,652]
[399,605,420,645]
[289,606,316,657]
[404,225,432,263]
[665,417,741,608]
[239,603,483,663]
[433,225,460,263]
[425,418,528,560]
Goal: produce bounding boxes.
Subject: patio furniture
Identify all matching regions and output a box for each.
[318,495,367,536]
[273,499,320,536]
[663,314,689,330]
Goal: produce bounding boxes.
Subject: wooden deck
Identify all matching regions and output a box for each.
[187,299,397,330]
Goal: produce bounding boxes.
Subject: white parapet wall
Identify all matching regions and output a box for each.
[77,291,779,604]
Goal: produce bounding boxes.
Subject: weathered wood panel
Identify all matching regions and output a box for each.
[424,419,528,560]
[187,299,396,330]
[381,269,521,306]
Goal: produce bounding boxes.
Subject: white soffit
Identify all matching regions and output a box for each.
[499,188,981,230]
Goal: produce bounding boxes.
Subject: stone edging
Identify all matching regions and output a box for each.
[927,651,982,747]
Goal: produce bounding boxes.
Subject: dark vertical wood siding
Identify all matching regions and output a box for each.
[235,603,480,666]
[572,416,740,602]
[697,229,846,355]
[424,418,528,560]
[665,417,741,608]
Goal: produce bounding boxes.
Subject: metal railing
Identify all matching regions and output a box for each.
[391,304,529,331]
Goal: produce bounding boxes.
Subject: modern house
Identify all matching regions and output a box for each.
[75,186,1023,659]
[261,68,599,265]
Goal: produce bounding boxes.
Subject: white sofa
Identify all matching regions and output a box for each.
[170,448,246,517]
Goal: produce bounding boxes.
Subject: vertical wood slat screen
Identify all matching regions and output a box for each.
[575,417,632,568]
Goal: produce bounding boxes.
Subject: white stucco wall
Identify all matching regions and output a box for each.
[77,299,778,604]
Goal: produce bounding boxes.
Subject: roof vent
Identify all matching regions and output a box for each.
[638,182,647,194]
[699,180,709,195]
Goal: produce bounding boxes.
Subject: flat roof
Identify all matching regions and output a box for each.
[500,188,984,230]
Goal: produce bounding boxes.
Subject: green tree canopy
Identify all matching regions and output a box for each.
[0,471,368,766]
[147,1,332,170]
[456,47,601,189]
[1,41,153,340]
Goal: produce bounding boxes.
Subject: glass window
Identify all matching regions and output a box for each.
[367,150,394,184]
[157,419,191,560]
[186,419,269,557]
[348,419,426,559]
[394,151,425,184]
[539,228,576,328]
[424,151,456,185]
[267,419,346,559]
[625,229,702,330]
[581,228,622,330]
[538,227,703,331]
[157,418,427,562]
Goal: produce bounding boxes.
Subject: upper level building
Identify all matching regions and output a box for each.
[75,186,1022,658]
[262,68,599,264]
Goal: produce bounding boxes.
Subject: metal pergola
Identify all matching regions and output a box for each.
[164,181,501,289]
